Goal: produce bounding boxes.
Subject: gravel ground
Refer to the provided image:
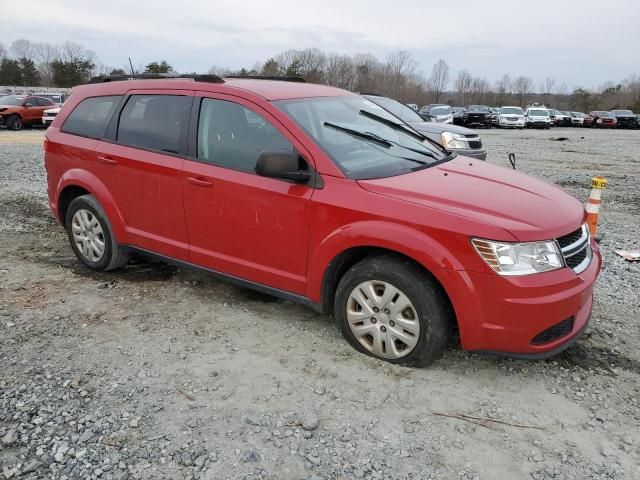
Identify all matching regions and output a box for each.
[1,127,639,480]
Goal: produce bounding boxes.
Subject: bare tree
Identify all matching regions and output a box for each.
[207,64,232,76]
[10,39,35,60]
[494,74,512,105]
[428,59,449,103]
[33,42,59,86]
[385,50,417,100]
[454,69,473,106]
[513,75,533,106]
[0,42,7,59]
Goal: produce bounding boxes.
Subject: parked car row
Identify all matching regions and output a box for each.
[409,103,640,130]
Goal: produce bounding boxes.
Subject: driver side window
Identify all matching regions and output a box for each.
[197,98,293,173]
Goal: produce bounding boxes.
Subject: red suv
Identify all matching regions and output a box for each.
[44,74,601,366]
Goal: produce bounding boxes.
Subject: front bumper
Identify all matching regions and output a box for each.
[527,121,550,128]
[439,241,601,358]
[499,119,525,127]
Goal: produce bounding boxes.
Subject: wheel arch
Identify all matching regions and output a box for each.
[310,221,462,322]
[56,169,127,242]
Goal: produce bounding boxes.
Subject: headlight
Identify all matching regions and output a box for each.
[471,238,563,275]
[440,131,468,149]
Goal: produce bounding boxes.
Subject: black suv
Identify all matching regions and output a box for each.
[610,110,637,129]
[462,105,492,128]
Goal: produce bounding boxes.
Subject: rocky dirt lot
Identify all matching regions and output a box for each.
[1,128,639,480]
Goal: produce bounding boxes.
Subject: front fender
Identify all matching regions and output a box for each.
[56,169,127,242]
[306,220,465,303]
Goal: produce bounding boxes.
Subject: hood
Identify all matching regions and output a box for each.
[358,157,584,241]
[408,121,477,136]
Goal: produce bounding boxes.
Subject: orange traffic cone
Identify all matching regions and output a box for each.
[586,176,608,236]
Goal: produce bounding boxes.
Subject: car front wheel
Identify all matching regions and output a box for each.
[66,195,129,272]
[334,255,453,367]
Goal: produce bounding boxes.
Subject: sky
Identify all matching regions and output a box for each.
[2,0,638,89]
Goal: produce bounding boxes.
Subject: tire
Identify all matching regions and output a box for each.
[6,114,23,131]
[334,254,453,367]
[65,195,129,272]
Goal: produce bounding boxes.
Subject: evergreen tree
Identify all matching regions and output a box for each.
[18,57,40,86]
[0,58,22,84]
[144,61,173,73]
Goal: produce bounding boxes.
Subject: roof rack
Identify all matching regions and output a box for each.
[223,75,306,83]
[87,73,225,84]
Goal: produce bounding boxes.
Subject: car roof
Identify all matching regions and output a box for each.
[73,78,352,101]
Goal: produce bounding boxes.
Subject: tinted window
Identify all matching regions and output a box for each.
[116,95,190,154]
[62,95,122,139]
[35,97,53,106]
[197,98,292,173]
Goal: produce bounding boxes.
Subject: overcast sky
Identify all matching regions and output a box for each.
[2,0,637,89]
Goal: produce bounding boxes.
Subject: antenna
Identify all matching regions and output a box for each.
[128,57,135,75]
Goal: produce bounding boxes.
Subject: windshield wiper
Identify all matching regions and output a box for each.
[359,109,425,141]
[323,122,393,147]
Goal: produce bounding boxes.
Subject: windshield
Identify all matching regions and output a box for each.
[0,95,25,106]
[500,107,523,115]
[467,105,489,113]
[612,110,633,115]
[363,96,425,123]
[529,110,549,117]
[275,95,448,180]
[430,106,451,115]
[592,111,612,117]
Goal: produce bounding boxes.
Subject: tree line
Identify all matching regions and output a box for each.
[1,39,638,111]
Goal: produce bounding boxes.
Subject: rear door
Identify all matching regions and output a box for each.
[181,93,315,294]
[95,89,194,260]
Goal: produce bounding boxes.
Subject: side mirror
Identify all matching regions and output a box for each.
[255,150,311,183]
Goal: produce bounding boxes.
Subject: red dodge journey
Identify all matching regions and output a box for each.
[44,74,601,366]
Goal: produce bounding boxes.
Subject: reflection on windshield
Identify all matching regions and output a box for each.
[529,110,549,116]
[500,107,523,115]
[0,95,25,106]
[467,105,489,112]
[275,96,448,180]
[431,107,451,115]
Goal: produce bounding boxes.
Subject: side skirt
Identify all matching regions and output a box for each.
[125,246,323,313]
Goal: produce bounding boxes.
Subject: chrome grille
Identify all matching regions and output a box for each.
[556,224,591,274]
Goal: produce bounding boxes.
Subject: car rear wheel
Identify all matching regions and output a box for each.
[66,195,129,272]
[6,114,22,131]
[334,255,453,367]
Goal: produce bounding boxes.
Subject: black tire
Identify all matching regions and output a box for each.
[65,195,129,272]
[334,254,453,367]
[6,114,23,131]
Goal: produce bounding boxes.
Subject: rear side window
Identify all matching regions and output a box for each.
[197,98,292,172]
[116,95,190,154]
[62,96,122,139]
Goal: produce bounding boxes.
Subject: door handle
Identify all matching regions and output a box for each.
[186,176,213,188]
[97,156,118,165]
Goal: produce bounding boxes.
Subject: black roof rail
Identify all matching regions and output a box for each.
[87,73,225,84]
[358,91,382,96]
[223,75,306,83]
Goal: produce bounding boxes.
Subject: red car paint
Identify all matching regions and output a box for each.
[584,111,617,128]
[44,78,601,357]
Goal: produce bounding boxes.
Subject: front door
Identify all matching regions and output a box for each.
[181,95,314,294]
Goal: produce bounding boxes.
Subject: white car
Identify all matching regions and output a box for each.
[497,106,525,128]
[420,105,454,124]
[570,112,585,127]
[407,103,419,111]
[42,107,61,127]
[525,108,552,129]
